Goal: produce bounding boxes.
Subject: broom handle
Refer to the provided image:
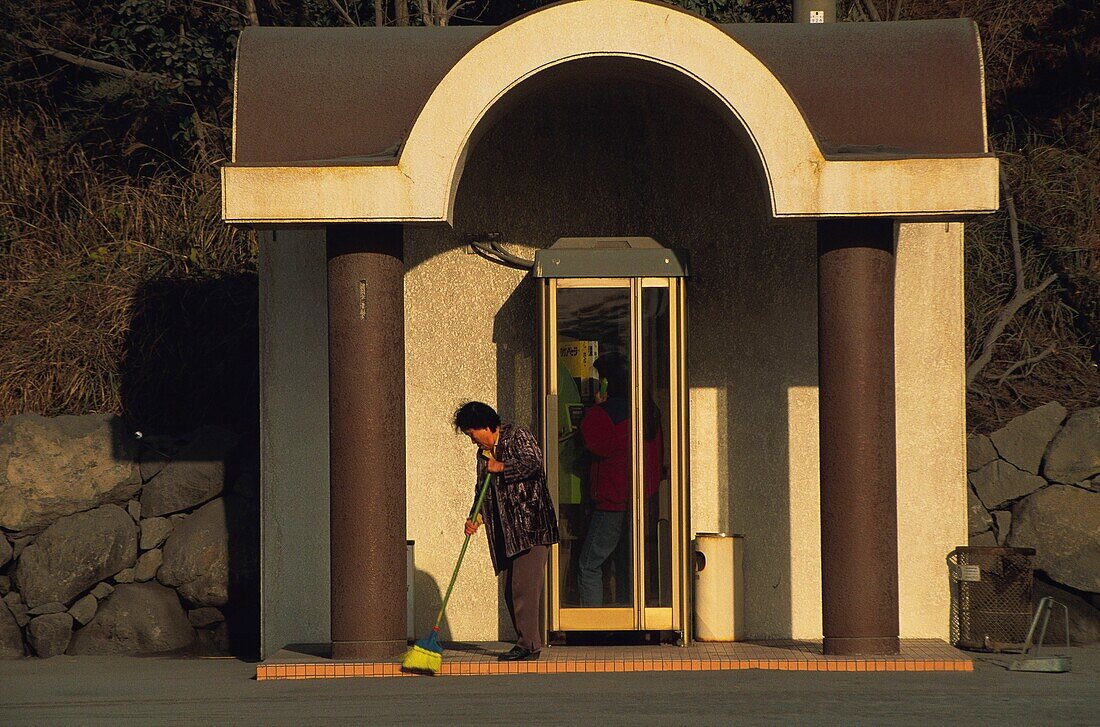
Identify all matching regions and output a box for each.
[434,468,493,628]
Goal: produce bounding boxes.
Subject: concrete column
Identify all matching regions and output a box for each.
[817,218,900,656]
[327,224,407,660]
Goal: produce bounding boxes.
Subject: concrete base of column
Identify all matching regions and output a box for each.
[332,639,407,661]
[822,636,901,656]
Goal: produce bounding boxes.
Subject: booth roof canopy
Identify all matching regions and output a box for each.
[231,17,987,166]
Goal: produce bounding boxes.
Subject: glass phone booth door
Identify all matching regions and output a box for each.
[534,238,689,638]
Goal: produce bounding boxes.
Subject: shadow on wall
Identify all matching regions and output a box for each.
[118,273,260,437]
[413,566,449,640]
[494,279,538,641]
[115,272,261,657]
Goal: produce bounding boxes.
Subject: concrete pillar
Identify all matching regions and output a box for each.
[327,224,407,660]
[817,218,900,656]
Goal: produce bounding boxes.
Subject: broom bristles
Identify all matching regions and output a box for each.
[401,644,443,675]
[401,628,443,675]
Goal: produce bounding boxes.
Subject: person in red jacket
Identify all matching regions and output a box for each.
[577,353,662,606]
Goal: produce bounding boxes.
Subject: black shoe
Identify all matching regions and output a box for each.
[498,645,540,661]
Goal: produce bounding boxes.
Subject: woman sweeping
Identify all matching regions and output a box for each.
[456,401,559,661]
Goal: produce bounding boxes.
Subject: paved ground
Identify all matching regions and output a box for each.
[3,647,1098,726]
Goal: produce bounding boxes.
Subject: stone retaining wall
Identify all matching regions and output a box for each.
[2,404,1097,657]
[967,403,1100,644]
[0,414,257,658]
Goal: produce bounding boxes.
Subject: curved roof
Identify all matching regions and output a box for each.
[232,17,987,165]
[223,0,997,223]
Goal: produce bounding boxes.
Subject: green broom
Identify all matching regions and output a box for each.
[401,467,493,675]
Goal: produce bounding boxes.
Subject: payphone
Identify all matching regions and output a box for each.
[534,237,689,638]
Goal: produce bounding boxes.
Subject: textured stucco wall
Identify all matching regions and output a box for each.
[402,71,966,641]
[257,228,331,658]
[894,221,969,638]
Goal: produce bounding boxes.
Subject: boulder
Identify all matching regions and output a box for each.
[966,433,999,472]
[969,460,1047,510]
[28,601,65,616]
[993,510,1012,545]
[990,402,1066,475]
[9,603,29,627]
[968,530,997,547]
[0,601,24,658]
[114,568,135,584]
[1008,485,1100,592]
[139,426,238,517]
[196,622,230,654]
[1043,407,1100,484]
[68,594,97,625]
[0,535,10,568]
[0,575,9,595]
[11,536,32,560]
[134,549,163,582]
[187,606,225,629]
[67,582,194,655]
[3,591,21,607]
[138,448,170,484]
[0,413,140,531]
[27,612,72,657]
[90,582,114,600]
[140,517,172,550]
[1034,577,1100,645]
[967,487,992,535]
[15,504,137,609]
[158,498,228,606]
[127,499,141,522]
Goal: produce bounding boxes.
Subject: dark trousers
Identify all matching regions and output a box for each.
[502,545,548,652]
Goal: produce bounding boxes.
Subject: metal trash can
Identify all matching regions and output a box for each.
[948,546,1035,651]
[693,533,744,641]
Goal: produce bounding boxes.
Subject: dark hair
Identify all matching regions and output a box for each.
[593,352,661,441]
[594,352,629,399]
[453,401,501,432]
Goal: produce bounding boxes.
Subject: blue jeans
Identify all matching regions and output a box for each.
[578,510,631,606]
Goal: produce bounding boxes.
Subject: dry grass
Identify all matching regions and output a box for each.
[0,111,255,430]
[964,125,1100,432]
[4,105,1096,435]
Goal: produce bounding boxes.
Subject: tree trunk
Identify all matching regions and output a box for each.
[394,0,410,26]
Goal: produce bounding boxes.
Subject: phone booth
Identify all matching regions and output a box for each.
[535,237,690,640]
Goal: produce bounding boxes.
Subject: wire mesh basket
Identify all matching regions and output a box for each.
[948,546,1035,651]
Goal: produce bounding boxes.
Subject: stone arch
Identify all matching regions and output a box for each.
[398,0,819,222]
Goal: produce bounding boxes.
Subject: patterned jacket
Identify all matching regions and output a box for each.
[473,424,559,573]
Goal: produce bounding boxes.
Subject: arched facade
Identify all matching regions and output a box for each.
[222,0,997,224]
[227,0,997,661]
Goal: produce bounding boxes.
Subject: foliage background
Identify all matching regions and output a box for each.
[0,0,1097,434]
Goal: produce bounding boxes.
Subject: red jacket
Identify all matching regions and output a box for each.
[579,399,662,511]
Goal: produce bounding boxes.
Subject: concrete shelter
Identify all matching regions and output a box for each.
[221,0,999,660]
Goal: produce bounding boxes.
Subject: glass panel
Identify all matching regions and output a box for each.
[642,287,673,608]
[555,286,634,609]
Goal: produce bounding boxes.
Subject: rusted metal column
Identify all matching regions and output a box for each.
[817,218,900,656]
[327,224,406,660]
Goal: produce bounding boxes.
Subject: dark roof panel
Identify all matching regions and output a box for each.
[232,19,986,165]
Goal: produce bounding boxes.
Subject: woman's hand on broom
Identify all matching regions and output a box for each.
[464,514,483,536]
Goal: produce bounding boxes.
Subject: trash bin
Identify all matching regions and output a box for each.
[948,546,1035,651]
[693,533,744,641]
